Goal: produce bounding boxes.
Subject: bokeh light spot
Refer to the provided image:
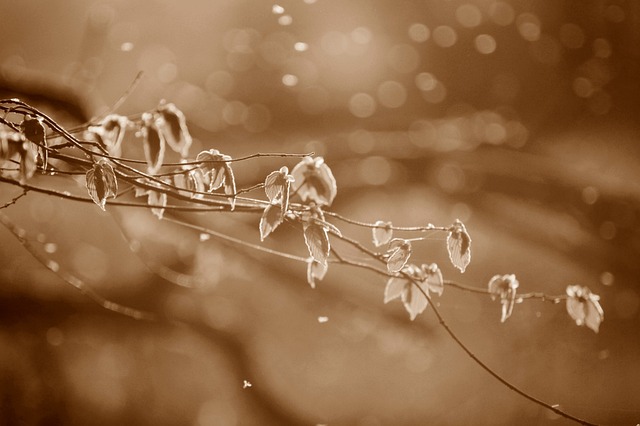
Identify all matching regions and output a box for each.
[573,77,594,98]
[349,93,377,118]
[456,4,482,28]
[282,74,299,86]
[377,80,407,108]
[600,271,614,286]
[294,42,309,52]
[358,156,392,186]
[581,186,599,204]
[351,27,373,45]
[489,2,515,26]
[593,38,612,58]
[278,15,293,26]
[408,23,430,43]
[517,13,541,41]
[605,4,625,23]
[415,72,437,91]
[433,26,457,48]
[222,101,247,125]
[475,34,497,54]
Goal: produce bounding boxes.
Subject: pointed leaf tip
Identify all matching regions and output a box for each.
[86,160,118,211]
[303,222,330,266]
[447,219,471,273]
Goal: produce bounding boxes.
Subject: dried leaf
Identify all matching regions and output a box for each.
[265,166,294,212]
[403,277,429,321]
[384,264,430,320]
[566,285,604,333]
[290,156,337,206]
[306,258,328,289]
[173,165,205,198]
[259,203,284,241]
[384,277,406,303]
[95,114,129,157]
[447,219,471,273]
[422,263,444,296]
[141,112,165,174]
[386,238,412,273]
[488,274,519,322]
[372,220,393,247]
[20,116,47,169]
[303,222,330,266]
[86,160,118,211]
[156,102,192,157]
[195,149,237,209]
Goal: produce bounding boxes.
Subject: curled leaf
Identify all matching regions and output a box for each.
[265,166,294,212]
[196,149,236,209]
[488,274,519,322]
[372,220,393,247]
[303,222,330,266]
[306,257,328,289]
[384,264,429,320]
[566,285,604,333]
[385,238,412,273]
[259,203,284,241]
[89,114,129,157]
[141,112,165,174]
[447,219,471,273]
[156,102,192,157]
[20,115,47,169]
[290,156,337,206]
[421,263,444,296]
[173,164,206,199]
[86,159,118,211]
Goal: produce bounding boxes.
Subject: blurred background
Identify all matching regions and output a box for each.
[1,0,639,424]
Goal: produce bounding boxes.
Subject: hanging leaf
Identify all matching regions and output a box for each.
[90,114,129,157]
[265,166,294,212]
[566,285,604,333]
[196,149,237,209]
[372,220,393,247]
[290,156,337,206]
[446,219,471,273]
[384,276,406,303]
[488,274,519,323]
[306,258,328,289]
[20,115,47,169]
[421,263,444,296]
[385,238,412,273]
[259,203,284,241]
[86,160,118,211]
[172,163,206,198]
[156,102,192,157]
[384,264,429,320]
[141,112,166,174]
[303,222,330,266]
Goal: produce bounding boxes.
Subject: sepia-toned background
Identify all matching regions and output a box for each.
[1,1,639,424]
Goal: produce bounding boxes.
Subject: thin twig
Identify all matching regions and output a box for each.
[0,189,27,209]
